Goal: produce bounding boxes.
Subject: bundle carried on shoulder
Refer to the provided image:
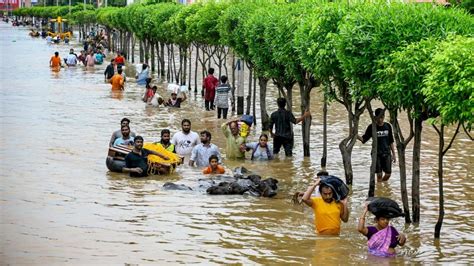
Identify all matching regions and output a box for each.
[367,197,404,218]
[143,143,183,174]
[239,115,253,138]
[319,175,349,201]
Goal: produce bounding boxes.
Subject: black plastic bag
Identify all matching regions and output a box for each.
[367,197,405,218]
[319,175,349,201]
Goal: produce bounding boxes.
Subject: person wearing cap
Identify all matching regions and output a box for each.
[358,108,396,182]
[301,177,349,235]
[165,91,187,108]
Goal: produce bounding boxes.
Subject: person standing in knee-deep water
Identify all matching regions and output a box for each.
[301,177,349,235]
[269,97,311,157]
[203,68,218,111]
[214,75,233,119]
[357,108,396,182]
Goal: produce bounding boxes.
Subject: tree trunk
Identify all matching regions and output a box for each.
[231,54,236,112]
[412,117,422,223]
[160,43,165,79]
[181,46,187,85]
[390,110,413,224]
[252,76,257,126]
[172,45,179,83]
[155,43,160,78]
[150,41,155,72]
[434,124,445,238]
[139,39,144,63]
[433,123,460,238]
[187,46,191,88]
[237,59,244,115]
[298,79,313,157]
[259,77,270,131]
[194,44,199,94]
[366,101,377,197]
[322,94,328,171]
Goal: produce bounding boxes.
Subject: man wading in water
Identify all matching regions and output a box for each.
[358,108,396,182]
[301,177,349,235]
[269,97,311,157]
[123,136,169,177]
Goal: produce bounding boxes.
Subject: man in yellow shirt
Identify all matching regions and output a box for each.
[302,177,349,235]
[110,68,125,91]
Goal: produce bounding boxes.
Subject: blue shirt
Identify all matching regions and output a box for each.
[113,136,134,147]
[190,143,221,167]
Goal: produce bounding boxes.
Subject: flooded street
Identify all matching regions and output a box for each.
[1,23,473,264]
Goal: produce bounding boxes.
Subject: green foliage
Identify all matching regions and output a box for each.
[185,1,229,46]
[294,2,348,82]
[148,3,181,43]
[335,2,474,98]
[243,6,274,77]
[69,10,97,25]
[217,1,258,60]
[422,36,474,129]
[164,3,197,46]
[376,38,438,113]
[266,2,315,83]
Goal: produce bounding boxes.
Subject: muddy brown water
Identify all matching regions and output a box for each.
[1,24,473,264]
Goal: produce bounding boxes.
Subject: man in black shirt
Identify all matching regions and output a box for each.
[123,136,169,177]
[269,97,311,157]
[104,58,115,82]
[358,108,396,182]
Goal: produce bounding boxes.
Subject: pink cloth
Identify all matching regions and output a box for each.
[86,55,95,67]
[367,226,395,257]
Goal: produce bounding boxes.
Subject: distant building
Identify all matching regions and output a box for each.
[0,0,20,12]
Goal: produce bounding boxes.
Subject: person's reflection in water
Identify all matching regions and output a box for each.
[111,90,123,100]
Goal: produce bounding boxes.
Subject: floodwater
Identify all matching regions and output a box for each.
[1,23,473,264]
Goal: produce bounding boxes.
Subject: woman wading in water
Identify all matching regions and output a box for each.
[358,204,406,257]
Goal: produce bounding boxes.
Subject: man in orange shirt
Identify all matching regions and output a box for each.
[110,68,125,91]
[49,51,62,70]
[302,177,349,235]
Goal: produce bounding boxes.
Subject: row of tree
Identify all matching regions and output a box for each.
[14,1,473,238]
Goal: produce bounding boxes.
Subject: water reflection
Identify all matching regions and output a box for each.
[1,23,473,264]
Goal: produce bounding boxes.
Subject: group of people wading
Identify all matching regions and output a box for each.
[47,35,406,257]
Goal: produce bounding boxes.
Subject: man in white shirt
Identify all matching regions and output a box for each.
[66,48,78,66]
[171,119,200,158]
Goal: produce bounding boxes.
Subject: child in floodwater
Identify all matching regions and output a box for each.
[202,155,225,174]
[357,204,406,257]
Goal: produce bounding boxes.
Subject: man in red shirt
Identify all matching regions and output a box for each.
[202,68,219,111]
[115,51,125,67]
